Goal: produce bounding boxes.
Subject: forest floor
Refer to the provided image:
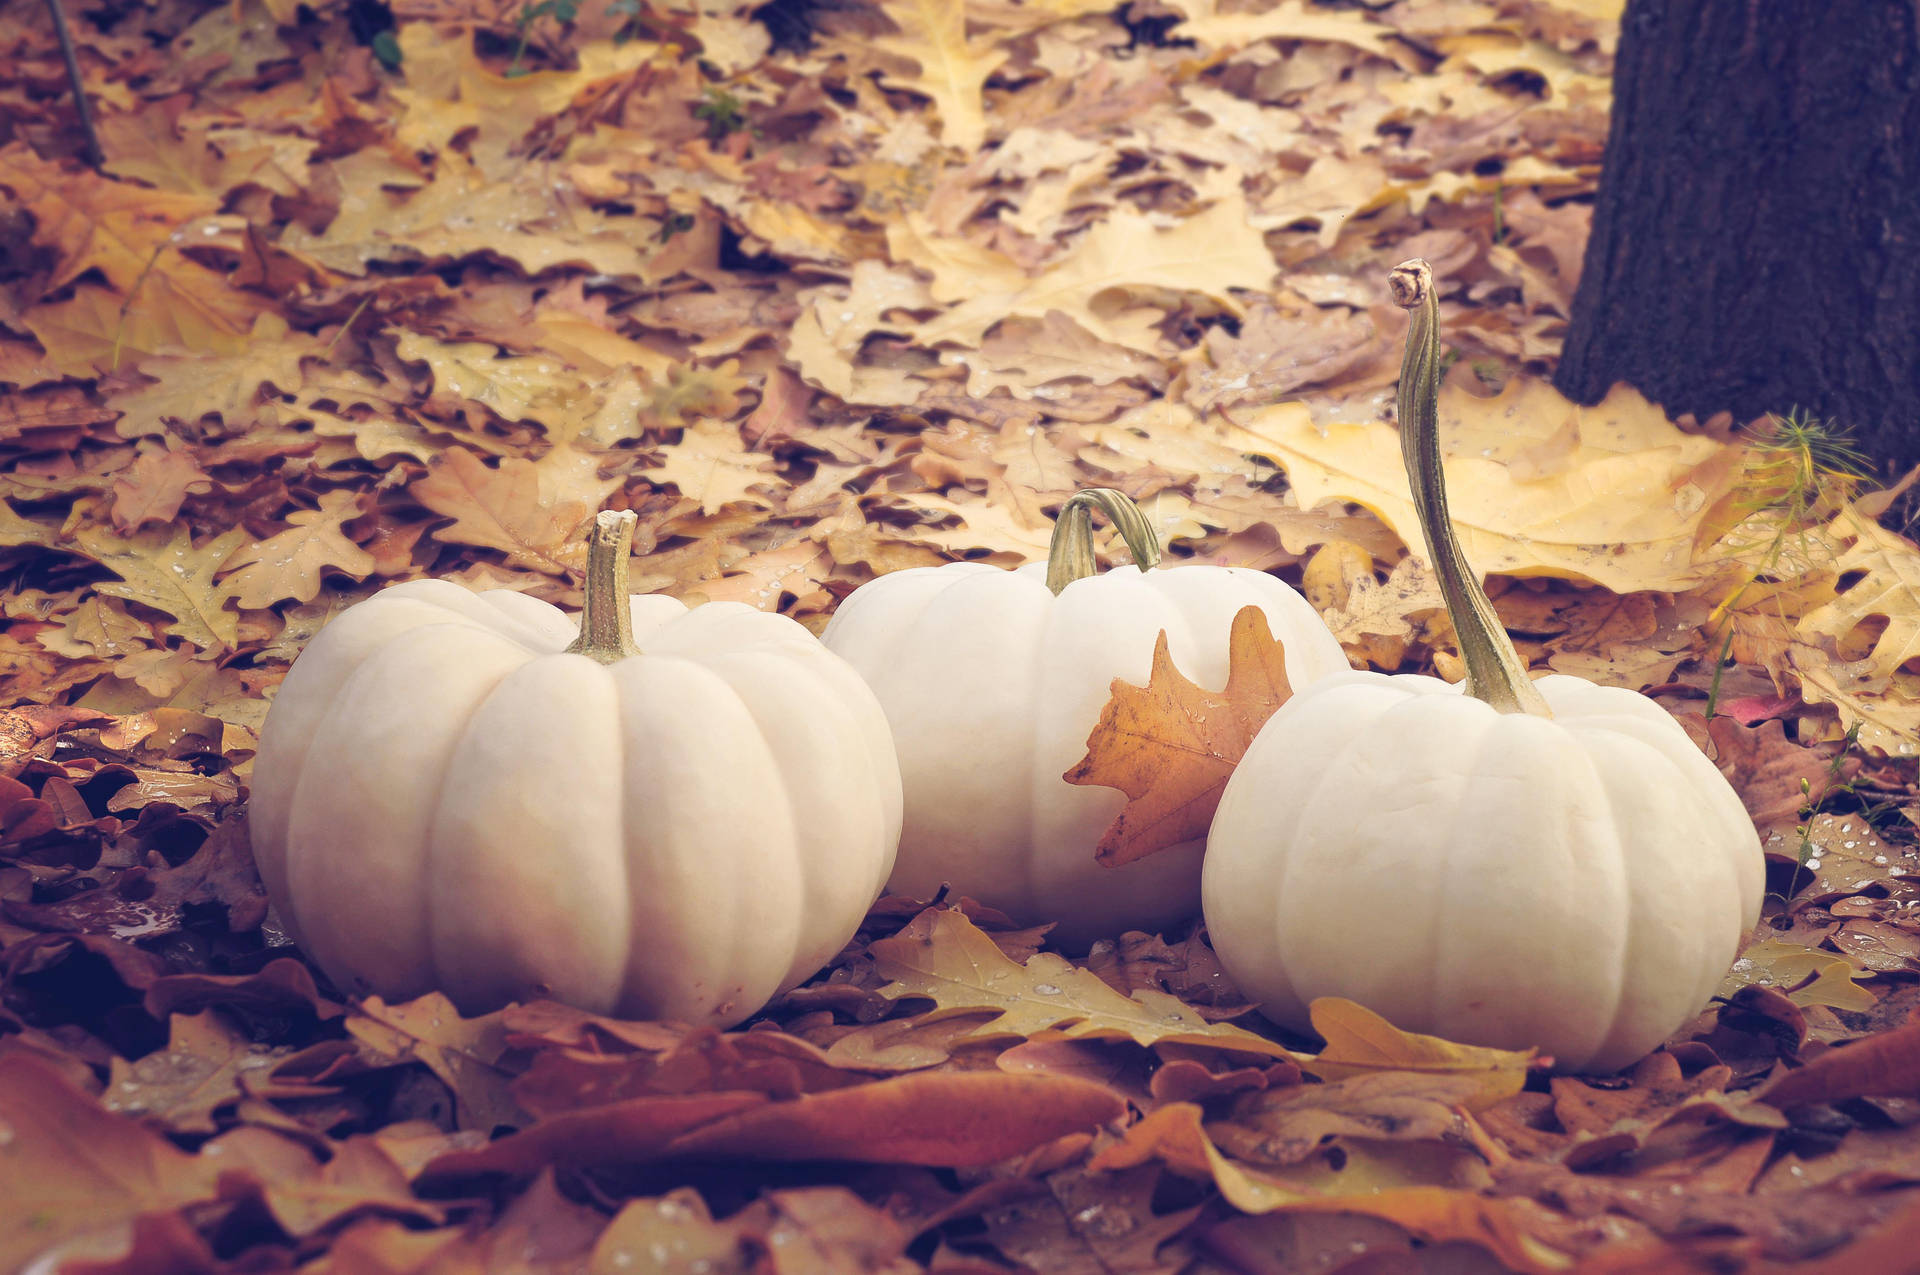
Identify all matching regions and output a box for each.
[8,0,1920,1270]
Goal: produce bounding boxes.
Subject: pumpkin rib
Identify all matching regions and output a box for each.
[695,642,900,993]
[424,652,633,1016]
[286,620,530,1002]
[608,653,805,1024]
[892,569,1054,910]
[1260,677,1453,1025]
[251,592,474,946]
[1439,711,1627,1066]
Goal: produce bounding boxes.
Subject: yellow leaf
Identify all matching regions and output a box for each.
[410,448,597,575]
[392,330,590,439]
[648,419,778,514]
[0,145,265,345]
[1064,606,1296,867]
[1796,516,1920,681]
[1090,1104,1571,1273]
[1164,0,1392,56]
[72,524,246,651]
[1723,939,1878,1013]
[1240,380,1738,593]
[874,0,1011,153]
[219,491,377,609]
[913,195,1274,352]
[869,907,1298,1062]
[1301,999,1535,1108]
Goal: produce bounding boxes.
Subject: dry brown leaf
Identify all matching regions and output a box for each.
[1064,605,1295,867]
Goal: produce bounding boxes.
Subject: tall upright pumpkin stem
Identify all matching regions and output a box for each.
[1045,488,1165,594]
[1390,259,1550,717]
[566,510,641,664]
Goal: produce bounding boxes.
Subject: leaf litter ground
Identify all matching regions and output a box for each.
[6,0,1920,1269]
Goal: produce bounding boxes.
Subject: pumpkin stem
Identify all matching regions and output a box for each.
[1045,488,1165,594]
[566,509,641,664]
[1390,259,1550,717]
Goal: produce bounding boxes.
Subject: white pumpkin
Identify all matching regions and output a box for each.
[1201,260,1763,1072]
[822,490,1350,948]
[250,511,902,1027]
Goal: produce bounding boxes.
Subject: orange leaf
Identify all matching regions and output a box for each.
[0,1050,220,1271]
[1063,605,1294,866]
[1090,1103,1571,1274]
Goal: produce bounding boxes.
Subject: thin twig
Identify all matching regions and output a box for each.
[41,0,103,167]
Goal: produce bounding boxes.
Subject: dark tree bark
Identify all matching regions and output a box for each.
[1556,0,1920,479]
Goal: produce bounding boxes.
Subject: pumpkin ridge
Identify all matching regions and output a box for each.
[286,621,529,1002]
[427,652,632,1013]
[607,653,804,1022]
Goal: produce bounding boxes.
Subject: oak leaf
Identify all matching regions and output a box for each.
[1796,516,1920,681]
[1064,605,1295,867]
[913,195,1275,353]
[110,446,212,531]
[874,0,1010,153]
[410,447,596,575]
[73,524,246,651]
[220,490,377,609]
[102,1009,292,1134]
[1299,999,1534,1109]
[0,1050,220,1272]
[0,145,265,344]
[867,906,1297,1061]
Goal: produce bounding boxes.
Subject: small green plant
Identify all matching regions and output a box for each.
[506,0,580,77]
[371,29,403,70]
[694,86,750,142]
[656,211,696,243]
[1703,409,1874,720]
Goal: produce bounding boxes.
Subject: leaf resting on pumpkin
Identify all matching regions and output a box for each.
[1064,604,1296,866]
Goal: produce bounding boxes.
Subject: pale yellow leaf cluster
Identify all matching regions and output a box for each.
[873,0,1010,154]
[914,196,1275,353]
[1243,380,1736,594]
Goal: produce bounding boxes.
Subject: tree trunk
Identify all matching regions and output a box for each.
[1555,0,1920,480]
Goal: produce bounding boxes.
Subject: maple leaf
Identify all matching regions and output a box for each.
[393,330,587,438]
[648,419,778,514]
[74,523,246,651]
[1164,0,1392,56]
[1064,605,1295,867]
[1239,381,1738,594]
[220,490,377,608]
[874,0,1010,153]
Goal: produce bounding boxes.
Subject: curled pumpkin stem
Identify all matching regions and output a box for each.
[1390,259,1549,717]
[1045,488,1165,594]
[567,509,641,664]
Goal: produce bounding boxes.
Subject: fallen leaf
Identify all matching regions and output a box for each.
[73,524,246,651]
[1300,998,1535,1109]
[0,1050,219,1272]
[1237,381,1737,593]
[1064,606,1296,867]
[868,906,1297,1060]
[220,490,376,608]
